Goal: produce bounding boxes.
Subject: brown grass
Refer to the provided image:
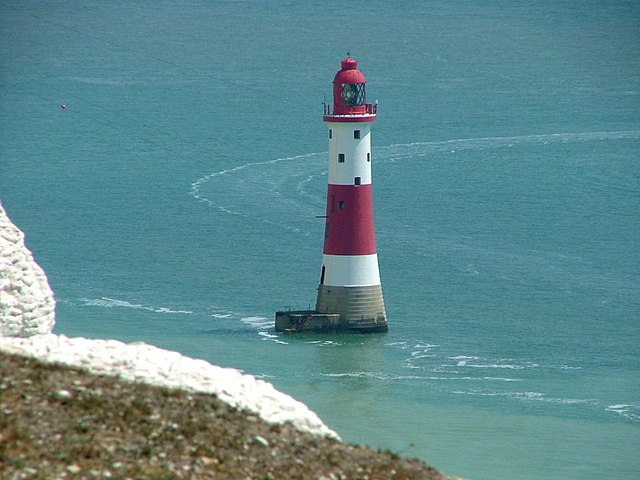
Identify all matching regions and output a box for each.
[0,350,453,480]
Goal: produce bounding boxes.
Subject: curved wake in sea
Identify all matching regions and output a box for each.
[189,130,640,234]
[189,152,326,235]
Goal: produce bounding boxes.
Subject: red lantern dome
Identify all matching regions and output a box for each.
[325,57,377,119]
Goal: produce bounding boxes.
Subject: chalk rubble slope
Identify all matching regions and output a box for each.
[0,202,338,439]
[0,204,55,336]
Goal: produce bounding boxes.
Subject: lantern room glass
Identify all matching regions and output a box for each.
[341,83,366,106]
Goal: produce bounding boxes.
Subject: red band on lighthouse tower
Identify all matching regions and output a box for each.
[323,184,376,256]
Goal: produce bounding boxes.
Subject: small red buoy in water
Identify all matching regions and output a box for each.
[60,104,67,109]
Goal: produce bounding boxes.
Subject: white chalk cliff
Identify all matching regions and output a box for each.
[0,202,338,439]
[0,205,55,337]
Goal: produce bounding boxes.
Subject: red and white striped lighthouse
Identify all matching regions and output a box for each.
[315,57,388,333]
[275,56,387,333]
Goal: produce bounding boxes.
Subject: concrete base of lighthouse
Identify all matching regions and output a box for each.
[275,311,341,333]
[274,284,388,334]
[274,310,387,333]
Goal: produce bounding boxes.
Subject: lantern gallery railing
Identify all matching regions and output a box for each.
[323,102,377,116]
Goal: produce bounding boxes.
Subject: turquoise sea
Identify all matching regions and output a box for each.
[2,1,639,478]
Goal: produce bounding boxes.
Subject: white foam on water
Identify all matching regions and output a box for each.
[242,315,295,344]
[450,356,480,367]
[447,355,540,371]
[80,297,193,315]
[306,340,341,347]
[411,351,436,359]
[241,315,273,330]
[454,376,522,383]
[482,377,522,382]
[466,363,526,370]
[321,371,424,381]
[257,331,289,345]
[403,363,421,370]
[605,404,640,422]
[453,389,545,400]
[322,372,380,379]
[453,388,600,408]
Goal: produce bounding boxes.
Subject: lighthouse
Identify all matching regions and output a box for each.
[275,57,387,333]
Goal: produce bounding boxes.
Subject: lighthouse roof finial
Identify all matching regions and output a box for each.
[340,56,359,72]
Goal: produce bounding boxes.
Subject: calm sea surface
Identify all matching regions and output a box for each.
[2,1,639,478]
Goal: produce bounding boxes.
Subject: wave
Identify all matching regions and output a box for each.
[605,404,640,422]
[321,371,425,381]
[453,388,597,405]
[257,331,288,345]
[240,316,273,330]
[305,340,342,347]
[460,362,539,370]
[240,316,291,344]
[401,343,541,372]
[320,372,522,383]
[453,389,640,423]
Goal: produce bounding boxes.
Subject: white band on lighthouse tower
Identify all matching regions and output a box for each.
[320,253,381,287]
[327,122,373,185]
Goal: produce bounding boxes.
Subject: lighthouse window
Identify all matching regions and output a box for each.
[338,153,345,163]
[353,130,361,139]
[338,200,345,210]
[367,153,371,162]
[341,83,366,106]
[354,176,361,185]
[329,129,332,139]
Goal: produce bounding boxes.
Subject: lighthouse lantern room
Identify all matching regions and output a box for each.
[275,57,388,333]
